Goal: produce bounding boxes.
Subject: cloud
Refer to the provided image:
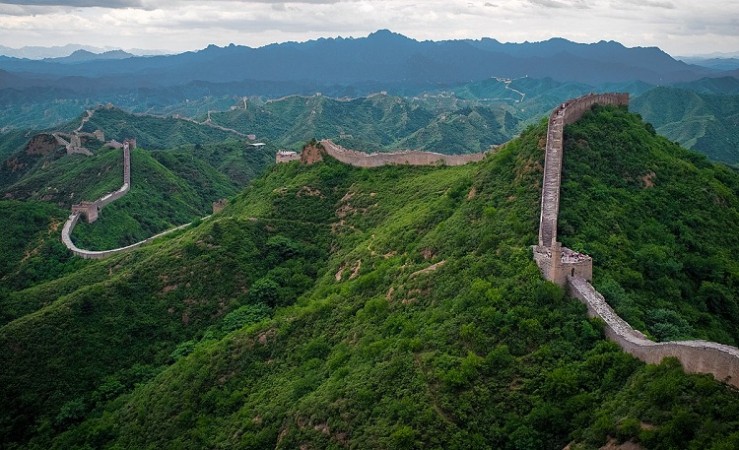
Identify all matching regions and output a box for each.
[0,0,142,6]
[0,0,737,56]
[527,0,590,9]
[620,0,674,9]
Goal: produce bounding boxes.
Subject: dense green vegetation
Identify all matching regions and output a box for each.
[80,107,241,149]
[2,107,739,449]
[631,87,739,165]
[0,200,87,319]
[71,148,237,249]
[560,105,739,344]
[207,94,514,153]
[4,76,737,167]
[1,145,125,205]
[0,125,275,249]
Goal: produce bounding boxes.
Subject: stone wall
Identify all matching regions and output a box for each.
[212,198,228,214]
[276,150,300,163]
[320,140,488,168]
[568,277,739,388]
[71,201,98,223]
[62,140,210,259]
[533,92,739,389]
[63,141,133,256]
[538,93,629,248]
[62,216,192,260]
[533,244,592,286]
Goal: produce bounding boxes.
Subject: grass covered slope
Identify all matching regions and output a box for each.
[1,112,738,450]
[0,200,87,301]
[559,105,739,345]
[79,107,240,149]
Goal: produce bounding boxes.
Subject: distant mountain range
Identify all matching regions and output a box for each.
[0,30,732,93]
[0,44,165,59]
[43,49,135,64]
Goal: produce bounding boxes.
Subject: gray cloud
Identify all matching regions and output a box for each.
[0,0,341,6]
[622,0,675,9]
[0,0,737,56]
[0,0,142,6]
[527,0,590,9]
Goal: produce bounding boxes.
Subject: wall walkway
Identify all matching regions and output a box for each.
[534,93,739,388]
[61,141,203,260]
[319,140,489,167]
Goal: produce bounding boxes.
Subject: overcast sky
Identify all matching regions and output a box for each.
[0,0,737,56]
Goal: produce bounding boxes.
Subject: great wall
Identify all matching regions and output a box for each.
[533,93,739,388]
[60,138,217,259]
[58,95,739,387]
[276,140,490,166]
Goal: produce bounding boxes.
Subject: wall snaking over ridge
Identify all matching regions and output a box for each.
[538,93,629,248]
[319,140,489,167]
[534,93,739,388]
[60,140,202,260]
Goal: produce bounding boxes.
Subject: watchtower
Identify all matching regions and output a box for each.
[72,201,99,223]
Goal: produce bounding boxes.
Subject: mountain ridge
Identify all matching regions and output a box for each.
[0,31,723,90]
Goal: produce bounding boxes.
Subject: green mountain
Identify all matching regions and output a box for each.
[2,106,739,449]
[206,94,515,153]
[0,110,276,252]
[78,106,243,149]
[631,87,739,165]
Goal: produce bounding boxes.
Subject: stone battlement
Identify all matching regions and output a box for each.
[533,244,592,286]
[533,92,739,388]
[320,140,488,167]
[276,150,300,163]
[276,140,490,168]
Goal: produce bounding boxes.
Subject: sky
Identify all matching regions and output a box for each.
[0,0,737,57]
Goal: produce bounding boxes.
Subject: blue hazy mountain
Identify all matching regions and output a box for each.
[0,30,725,92]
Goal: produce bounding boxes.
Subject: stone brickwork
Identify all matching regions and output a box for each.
[533,92,739,388]
[533,243,592,286]
[212,198,228,214]
[568,277,739,388]
[276,139,489,167]
[320,140,488,167]
[538,93,629,248]
[62,140,212,259]
[71,201,99,223]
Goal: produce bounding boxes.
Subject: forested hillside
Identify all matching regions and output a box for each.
[631,87,739,165]
[0,112,275,251]
[2,106,739,449]
[206,94,515,153]
[559,105,739,346]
